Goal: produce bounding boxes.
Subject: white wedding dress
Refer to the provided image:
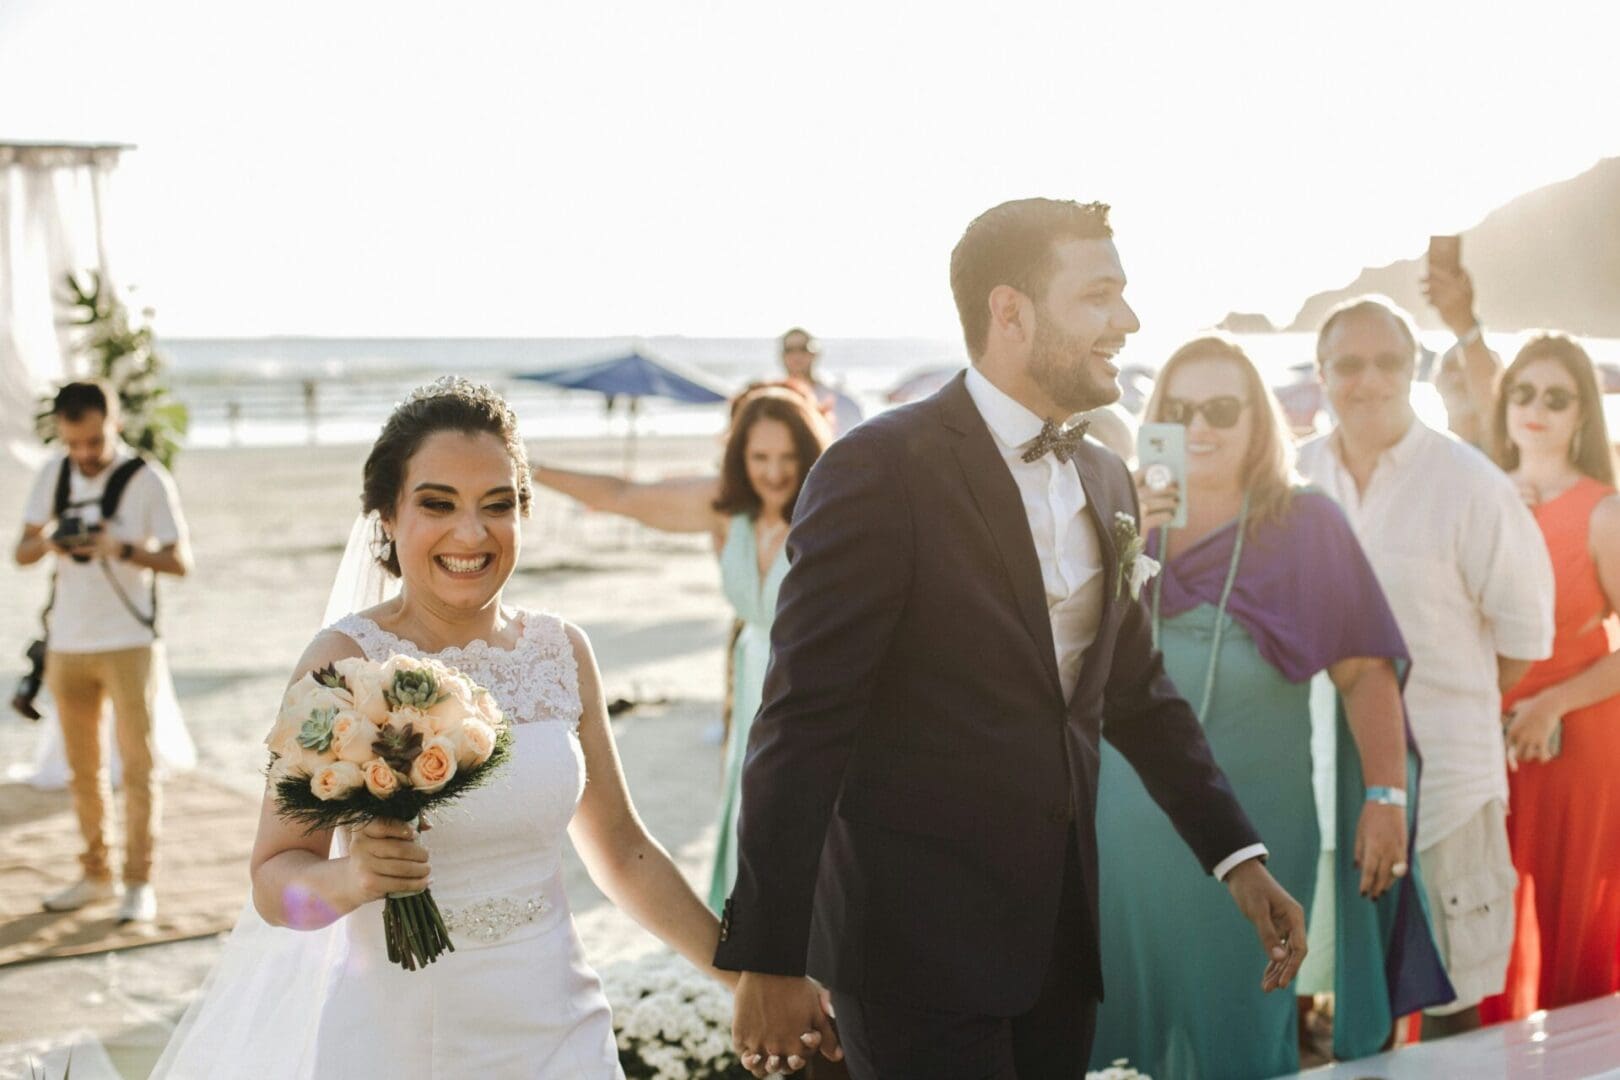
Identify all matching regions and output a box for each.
[154,608,622,1079]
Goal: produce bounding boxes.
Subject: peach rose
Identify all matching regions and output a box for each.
[335,659,392,725]
[473,687,505,729]
[361,758,402,799]
[331,712,382,765]
[388,705,431,734]
[426,691,479,736]
[452,718,497,768]
[408,736,457,794]
[309,761,364,801]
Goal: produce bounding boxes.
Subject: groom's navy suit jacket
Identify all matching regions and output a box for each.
[712,372,1261,1015]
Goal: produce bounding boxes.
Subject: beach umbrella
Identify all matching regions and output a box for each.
[514,349,729,472]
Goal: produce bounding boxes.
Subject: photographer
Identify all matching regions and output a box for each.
[14,381,192,924]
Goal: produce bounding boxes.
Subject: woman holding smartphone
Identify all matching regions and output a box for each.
[1090,336,1449,1079]
[1479,333,1620,1020]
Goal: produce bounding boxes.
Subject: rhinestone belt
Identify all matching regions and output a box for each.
[440,892,551,944]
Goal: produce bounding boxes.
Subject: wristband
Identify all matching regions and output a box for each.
[1365,786,1407,808]
[1457,323,1483,348]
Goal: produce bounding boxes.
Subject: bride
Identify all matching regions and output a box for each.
[155,377,737,1078]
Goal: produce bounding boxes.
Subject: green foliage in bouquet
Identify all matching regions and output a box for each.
[36,270,189,468]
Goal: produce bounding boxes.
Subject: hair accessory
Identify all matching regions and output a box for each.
[400,375,505,408]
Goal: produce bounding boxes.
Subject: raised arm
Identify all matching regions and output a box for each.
[248,630,429,929]
[533,464,722,536]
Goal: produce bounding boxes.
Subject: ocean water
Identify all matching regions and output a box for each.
[160,331,1620,449]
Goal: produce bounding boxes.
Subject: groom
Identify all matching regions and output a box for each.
[715,198,1307,1078]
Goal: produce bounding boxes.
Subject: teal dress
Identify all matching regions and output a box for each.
[707,513,789,913]
[1090,492,1451,1079]
[1092,607,1317,1080]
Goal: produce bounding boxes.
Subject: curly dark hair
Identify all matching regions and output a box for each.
[711,386,831,521]
[361,379,533,576]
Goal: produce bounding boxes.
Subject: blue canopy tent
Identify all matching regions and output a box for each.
[514,349,729,473]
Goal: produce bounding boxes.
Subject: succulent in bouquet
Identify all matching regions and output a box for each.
[266,654,513,970]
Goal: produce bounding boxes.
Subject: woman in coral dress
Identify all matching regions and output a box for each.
[1483,334,1620,1020]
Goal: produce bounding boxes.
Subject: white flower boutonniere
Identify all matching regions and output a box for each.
[1112,511,1162,602]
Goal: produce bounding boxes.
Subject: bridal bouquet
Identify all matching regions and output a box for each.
[266,654,513,971]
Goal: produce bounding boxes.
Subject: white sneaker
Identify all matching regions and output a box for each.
[117,883,157,923]
[42,877,122,912]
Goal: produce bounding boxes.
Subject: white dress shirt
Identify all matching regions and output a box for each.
[965,368,1266,880]
[1299,418,1555,849]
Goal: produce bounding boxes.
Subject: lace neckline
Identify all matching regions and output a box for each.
[342,609,536,661]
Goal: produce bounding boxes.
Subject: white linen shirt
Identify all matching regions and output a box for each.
[1298,419,1554,849]
[24,445,189,653]
[964,368,1265,880]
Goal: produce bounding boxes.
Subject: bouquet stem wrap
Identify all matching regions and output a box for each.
[383,818,454,971]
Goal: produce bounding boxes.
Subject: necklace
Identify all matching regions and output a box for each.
[1150,492,1250,723]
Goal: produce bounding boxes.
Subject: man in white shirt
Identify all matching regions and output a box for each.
[14,381,193,924]
[719,198,1303,1078]
[1298,297,1554,1037]
[779,327,864,436]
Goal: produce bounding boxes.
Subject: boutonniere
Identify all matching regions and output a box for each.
[1112,511,1162,602]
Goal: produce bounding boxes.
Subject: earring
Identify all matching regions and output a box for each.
[1572,425,1585,461]
[382,534,396,562]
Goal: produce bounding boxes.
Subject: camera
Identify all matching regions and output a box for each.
[10,639,48,721]
[52,514,100,564]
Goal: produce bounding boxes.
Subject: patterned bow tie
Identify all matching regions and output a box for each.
[1020,418,1090,464]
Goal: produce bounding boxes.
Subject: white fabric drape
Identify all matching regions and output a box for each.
[0,144,120,467]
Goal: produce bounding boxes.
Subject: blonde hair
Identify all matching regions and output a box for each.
[1143,334,1298,535]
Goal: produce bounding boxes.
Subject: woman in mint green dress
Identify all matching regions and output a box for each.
[1090,337,1452,1079]
[533,385,832,912]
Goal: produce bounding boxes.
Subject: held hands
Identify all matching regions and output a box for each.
[345,819,431,906]
[1132,472,1181,533]
[1354,802,1409,900]
[1223,859,1307,992]
[1505,692,1564,766]
[732,972,842,1077]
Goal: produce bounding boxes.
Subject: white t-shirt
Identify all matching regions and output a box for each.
[1298,419,1555,849]
[24,445,189,653]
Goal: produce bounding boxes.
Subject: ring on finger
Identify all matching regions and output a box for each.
[1391,861,1409,878]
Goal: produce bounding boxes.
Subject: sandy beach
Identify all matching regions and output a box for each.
[0,434,739,1077]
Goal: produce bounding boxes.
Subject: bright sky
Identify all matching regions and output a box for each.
[1,0,1615,341]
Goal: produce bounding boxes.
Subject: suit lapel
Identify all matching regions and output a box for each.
[937,375,1064,702]
[1069,447,1120,706]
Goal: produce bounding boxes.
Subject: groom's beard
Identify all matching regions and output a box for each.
[1028,319,1122,416]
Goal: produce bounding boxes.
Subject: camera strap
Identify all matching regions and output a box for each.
[44,454,160,637]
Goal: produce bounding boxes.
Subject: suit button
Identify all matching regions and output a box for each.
[1047,803,1070,824]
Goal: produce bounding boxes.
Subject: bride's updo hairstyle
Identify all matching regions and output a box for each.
[362,376,534,576]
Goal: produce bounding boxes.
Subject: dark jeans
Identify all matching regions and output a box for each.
[831,838,1097,1079]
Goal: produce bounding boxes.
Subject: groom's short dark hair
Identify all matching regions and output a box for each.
[950,198,1112,362]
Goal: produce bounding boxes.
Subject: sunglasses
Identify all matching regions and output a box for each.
[1507,383,1576,411]
[1161,395,1247,429]
[1326,354,1410,378]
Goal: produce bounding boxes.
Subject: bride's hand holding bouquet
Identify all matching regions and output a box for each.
[266,653,512,970]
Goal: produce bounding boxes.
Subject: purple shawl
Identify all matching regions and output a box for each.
[1146,490,1408,679]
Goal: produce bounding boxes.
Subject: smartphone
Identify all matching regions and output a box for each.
[1428,234,1461,275]
[1137,422,1187,529]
